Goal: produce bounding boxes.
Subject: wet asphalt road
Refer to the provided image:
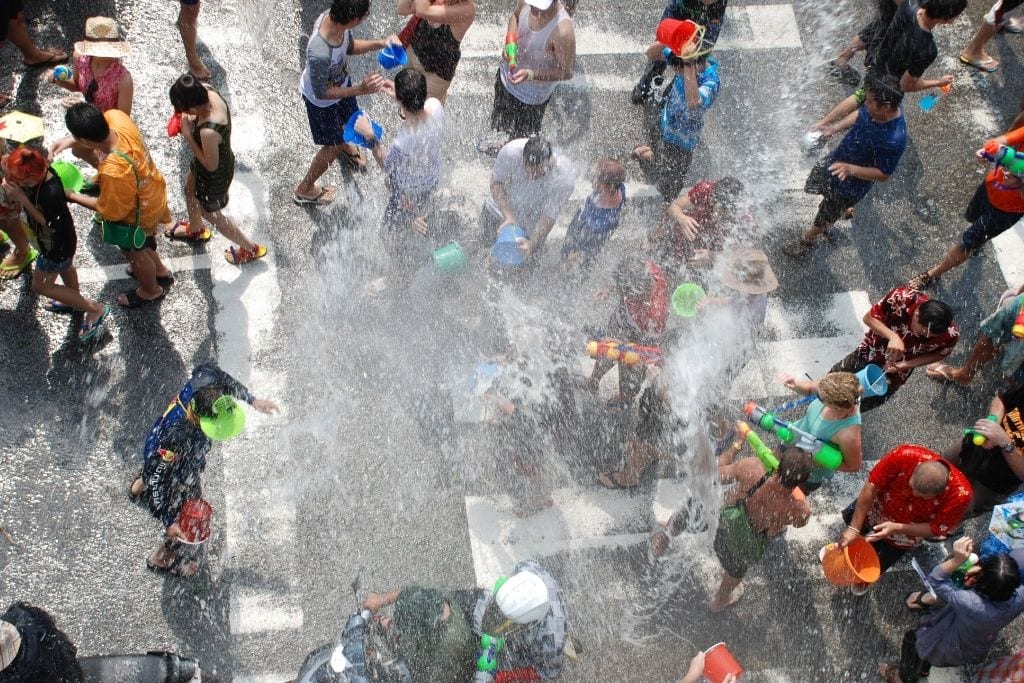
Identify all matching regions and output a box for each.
[2,0,1024,680]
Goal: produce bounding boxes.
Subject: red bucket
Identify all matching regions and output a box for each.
[176,499,212,544]
[656,18,700,56]
[704,642,743,683]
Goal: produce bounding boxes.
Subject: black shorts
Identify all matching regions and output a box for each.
[713,522,762,579]
[490,70,549,139]
[960,180,1024,253]
[198,192,229,213]
[178,0,200,5]
[304,94,359,147]
[119,235,158,254]
[0,0,24,42]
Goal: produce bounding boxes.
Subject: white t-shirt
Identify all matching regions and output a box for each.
[384,98,445,195]
[485,138,575,233]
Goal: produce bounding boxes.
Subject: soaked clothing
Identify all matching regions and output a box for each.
[393,586,475,683]
[409,19,461,82]
[23,172,77,263]
[299,12,353,107]
[141,363,255,527]
[499,5,573,106]
[471,560,568,680]
[859,0,900,69]
[660,59,720,151]
[958,169,1024,252]
[73,55,128,112]
[824,105,906,201]
[96,110,172,234]
[981,295,1024,382]
[949,383,1024,498]
[871,0,938,81]
[560,186,626,266]
[793,399,861,487]
[190,88,235,213]
[0,602,83,683]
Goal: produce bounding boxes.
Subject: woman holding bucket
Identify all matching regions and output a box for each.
[880,536,1024,683]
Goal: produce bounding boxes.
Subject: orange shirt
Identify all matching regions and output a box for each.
[986,166,1024,214]
[96,110,171,233]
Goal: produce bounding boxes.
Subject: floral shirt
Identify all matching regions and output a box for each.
[856,286,959,389]
[867,444,973,548]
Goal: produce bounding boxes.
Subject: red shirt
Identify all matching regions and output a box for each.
[985,166,1024,214]
[622,261,668,337]
[867,444,973,548]
[857,286,959,389]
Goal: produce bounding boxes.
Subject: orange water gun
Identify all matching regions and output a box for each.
[504,30,518,70]
[585,338,663,366]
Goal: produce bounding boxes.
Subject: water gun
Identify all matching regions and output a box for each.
[964,414,998,446]
[504,30,518,70]
[952,552,980,588]
[742,402,843,470]
[166,111,182,137]
[981,140,1024,177]
[736,421,779,473]
[585,339,663,366]
[1015,302,1024,339]
[473,634,505,682]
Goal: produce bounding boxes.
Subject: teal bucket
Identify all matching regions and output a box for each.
[671,282,705,317]
[855,363,888,398]
[433,242,467,274]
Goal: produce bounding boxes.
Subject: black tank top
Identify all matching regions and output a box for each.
[410,20,461,82]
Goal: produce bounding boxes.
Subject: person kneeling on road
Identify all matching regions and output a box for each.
[471,559,569,682]
[129,363,277,575]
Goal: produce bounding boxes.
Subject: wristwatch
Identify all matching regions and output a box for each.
[1003,442,1016,454]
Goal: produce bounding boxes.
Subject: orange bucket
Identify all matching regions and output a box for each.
[655,18,700,56]
[176,499,212,544]
[820,539,881,586]
[704,642,743,683]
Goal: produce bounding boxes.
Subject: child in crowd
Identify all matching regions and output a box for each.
[633,39,720,201]
[560,158,626,274]
[167,73,267,265]
[2,148,109,341]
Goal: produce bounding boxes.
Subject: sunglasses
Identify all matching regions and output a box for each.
[85,80,99,103]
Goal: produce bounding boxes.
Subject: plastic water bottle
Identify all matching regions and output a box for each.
[919,83,952,112]
[53,65,72,81]
[952,552,979,588]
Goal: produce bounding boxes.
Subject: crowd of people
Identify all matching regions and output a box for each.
[4,0,1024,680]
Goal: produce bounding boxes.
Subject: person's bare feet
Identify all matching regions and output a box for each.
[189,58,211,81]
[925,362,970,386]
[648,529,670,562]
[709,583,744,613]
[632,145,654,162]
[22,47,68,67]
[879,662,903,683]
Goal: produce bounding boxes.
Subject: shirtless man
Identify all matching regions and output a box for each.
[711,442,812,612]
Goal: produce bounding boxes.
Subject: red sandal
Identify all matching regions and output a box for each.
[224,244,268,265]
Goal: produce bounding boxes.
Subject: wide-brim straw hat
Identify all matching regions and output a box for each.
[718,247,779,295]
[75,16,130,58]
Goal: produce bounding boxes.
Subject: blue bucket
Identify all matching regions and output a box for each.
[855,363,888,398]
[378,44,408,70]
[343,110,383,148]
[491,225,526,266]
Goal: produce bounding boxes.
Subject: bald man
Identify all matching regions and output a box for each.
[834,444,972,595]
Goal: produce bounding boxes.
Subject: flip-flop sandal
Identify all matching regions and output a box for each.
[124,266,175,287]
[1000,19,1023,33]
[118,288,166,308]
[293,186,336,206]
[43,299,76,313]
[959,54,999,72]
[163,219,212,242]
[904,590,932,611]
[338,148,367,173]
[79,305,110,341]
[146,559,173,575]
[908,271,938,290]
[224,244,268,265]
[0,248,38,280]
[23,50,68,68]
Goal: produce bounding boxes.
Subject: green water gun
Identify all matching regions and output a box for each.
[964,414,998,446]
[742,402,843,470]
[737,421,779,473]
[982,140,1024,177]
[504,30,518,69]
[476,633,505,673]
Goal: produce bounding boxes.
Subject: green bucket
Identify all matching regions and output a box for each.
[671,282,705,317]
[51,160,84,192]
[433,241,467,274]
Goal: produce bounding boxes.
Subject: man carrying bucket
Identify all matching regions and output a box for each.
[129,363,277,575]
[835,444,972,595]
[832,285,957,412]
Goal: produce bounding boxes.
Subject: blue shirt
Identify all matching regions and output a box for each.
[661,59,720,151]
[827,105,907,200]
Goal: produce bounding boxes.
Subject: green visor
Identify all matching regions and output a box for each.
[198,394,246,441]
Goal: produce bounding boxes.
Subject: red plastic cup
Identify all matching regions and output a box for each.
[655,18,699,56]
[176,499,212,544]
[704,642,743,683]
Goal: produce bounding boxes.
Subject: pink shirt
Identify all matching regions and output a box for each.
[74,55,128,113]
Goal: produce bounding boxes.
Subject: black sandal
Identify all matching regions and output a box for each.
[905,590,933,611]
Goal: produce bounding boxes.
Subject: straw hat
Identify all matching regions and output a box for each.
[0,621,21,671]
[75,17,130,58]
[718,247,779,295]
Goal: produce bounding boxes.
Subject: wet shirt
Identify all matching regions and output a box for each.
[866,444,973,548]
[471,560,568,680]
[96,110,172,233]
[669,0,728,39]
[793,399,861,486]
[23,172,77,262]
[575,185,626,235]
[856,286,959,389]
[981,294,1024,380]
[661,59,720,151]
[871,0,938,80]
[956,383,1024,495]
[618,261,669,339]
[299,12,353,107]
[827,105,907,200]
[985,166,1024,214]
[384,98,445,196]
[486,138,575,233]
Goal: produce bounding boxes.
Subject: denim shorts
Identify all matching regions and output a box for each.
[35,253,73,273]
[304,94,359,147]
